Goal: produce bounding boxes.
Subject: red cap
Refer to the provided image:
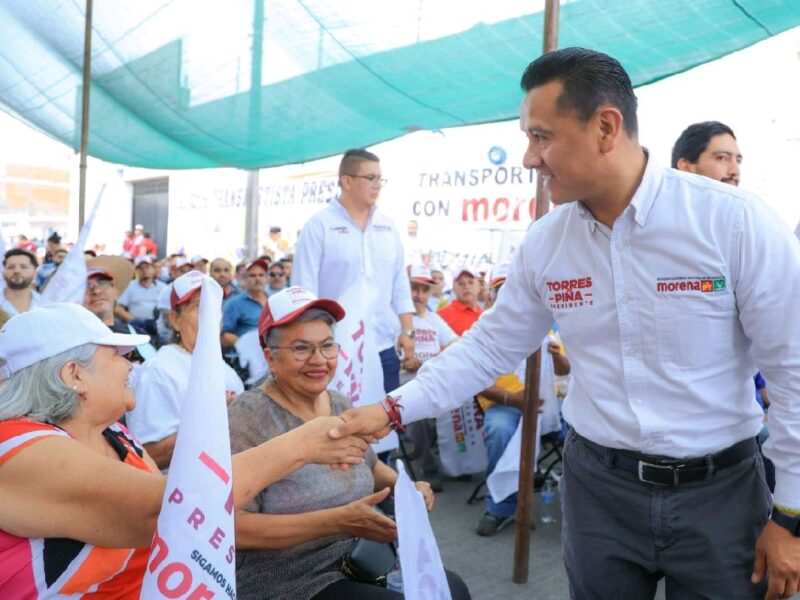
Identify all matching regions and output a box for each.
[87,268,114,281]
[258,286,345,348]
[246,258,271,272]
[170,271,205,309]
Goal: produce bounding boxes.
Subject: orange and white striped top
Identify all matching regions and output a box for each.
[0,418,153,599]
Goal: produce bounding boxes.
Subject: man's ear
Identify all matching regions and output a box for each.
[675,157,697,174]
[595,106,625,154]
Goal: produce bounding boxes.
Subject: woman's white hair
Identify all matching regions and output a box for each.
[0,343,98,423]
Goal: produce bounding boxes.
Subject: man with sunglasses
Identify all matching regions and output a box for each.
[266,261,288,297]
[294,149,415,398]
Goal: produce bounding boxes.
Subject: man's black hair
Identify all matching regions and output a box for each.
[671,121,736,168]
[3,248,37,268]
[338,148,380,179]
[520,47,638,136]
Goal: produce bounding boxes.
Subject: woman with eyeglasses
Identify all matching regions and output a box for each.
[126,271,245,472]
[229,286,470,599]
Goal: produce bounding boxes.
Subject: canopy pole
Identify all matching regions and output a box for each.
[77,0,94,229]
[512,0,559,585]
[244,0,265,259]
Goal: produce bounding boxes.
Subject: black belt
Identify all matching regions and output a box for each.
[573,431,757,486]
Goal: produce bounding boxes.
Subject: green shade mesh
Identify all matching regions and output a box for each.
[1,0,798,169]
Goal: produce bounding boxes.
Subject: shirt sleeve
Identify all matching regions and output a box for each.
[733,195,800,510]
[396,231,553,423]
[128,366,182,444]
[292,217,324,295]
[391,228,415,316]
[118,281,132,307]
[434,314,457,347]
[221,297,239,334]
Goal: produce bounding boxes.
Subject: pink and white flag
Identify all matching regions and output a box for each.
[40,184,106,305]
[140,277,237,599]
[394,461,452,600]
[330,279,398,453]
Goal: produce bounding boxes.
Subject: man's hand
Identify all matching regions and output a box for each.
[752,519,800,599]
[329,404,392,441]
[397,335,415,363]
[415,480,435,512]
[297,416,369,468]
[402,355,422,372]
[338,487,398,542]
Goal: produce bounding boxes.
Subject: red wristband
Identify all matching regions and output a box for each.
[380,395,405,434]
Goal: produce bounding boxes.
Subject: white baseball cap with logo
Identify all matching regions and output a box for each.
[489,263,510,288]
[258,286,345,348]
[0,303,151,379]
[170,271,206,309]
[134,255,153,267]
[453,265,477,281]
[408,264,435,286]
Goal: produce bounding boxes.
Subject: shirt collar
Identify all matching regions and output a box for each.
[627,149,661,227]
[332,198,377,228]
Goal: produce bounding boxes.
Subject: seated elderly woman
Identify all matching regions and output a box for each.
[0,302,370,597]
[229,286,471,599]
[127,271,245,471]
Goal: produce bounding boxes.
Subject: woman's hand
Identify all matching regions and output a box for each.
[415,480,435,512]
[297,416,369,468]
[338,487,398,543]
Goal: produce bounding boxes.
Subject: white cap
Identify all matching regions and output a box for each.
[170,271,206,309]
[174,257,191,269]
[190,254,208,265]
[258,286,345,348]
[453,265,477,281]
[408,264,434,285]
[489,263,510,288]
[0,303,150,379]
[134,255,153,267]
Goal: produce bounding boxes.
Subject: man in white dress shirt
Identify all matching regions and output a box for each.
[293,148,415,397]
[331,48,800,599]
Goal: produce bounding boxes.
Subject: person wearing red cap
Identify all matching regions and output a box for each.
[437,266,483,336]
[0,301,372,598]
[228,286,468,600]
[292,149,416,399]
[127,271,244,471]
[401,265,457,491]
[221,258,270,349]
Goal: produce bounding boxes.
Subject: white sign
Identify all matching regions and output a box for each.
[141,278,237,599]
[394,461,452,600]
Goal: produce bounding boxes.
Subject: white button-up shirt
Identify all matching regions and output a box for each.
[293,199,415,350]
[397,157,800,509]
[0,289,41,316]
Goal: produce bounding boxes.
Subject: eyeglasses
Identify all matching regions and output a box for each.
[269,341,341,361]
[269,271,284,278]
[346,174,388,187]
[86,279,113,291]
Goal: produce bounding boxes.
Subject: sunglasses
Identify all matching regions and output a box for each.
[269,271,284,277]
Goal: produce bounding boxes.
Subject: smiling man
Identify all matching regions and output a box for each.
[332,47,800,599]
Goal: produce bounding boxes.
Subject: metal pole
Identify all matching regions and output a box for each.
[77,0,94,228]
[512,0,559,585]
[244,0,264,259]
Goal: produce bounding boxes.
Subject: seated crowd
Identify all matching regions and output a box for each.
[0,237,496,598]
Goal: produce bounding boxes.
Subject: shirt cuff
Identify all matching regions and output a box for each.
[393,379,428,425]
[772,469,800,512]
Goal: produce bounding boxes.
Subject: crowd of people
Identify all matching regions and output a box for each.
[1,45,800,600]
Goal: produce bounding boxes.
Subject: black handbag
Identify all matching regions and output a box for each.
[340,538,397,587]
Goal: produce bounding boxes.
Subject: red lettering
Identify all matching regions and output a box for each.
[351,320,365,341]
[157,562,192,598]
[224,489,234,516]
[493,197,509,221]
[148,530,169,573]
[187,508,205,530]
[187,583,216,600]
[226,545,235,564]
[208,527,225,550]
[462,198,489,221]
[168,488,183,505]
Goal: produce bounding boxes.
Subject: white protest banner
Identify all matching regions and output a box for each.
[486,338,563,504]
[234,329,269,386]
[141,277,237,600]
[395,460,452,600]
[435,399,486,477]
[330,279,398,453]
[40,184,106,305]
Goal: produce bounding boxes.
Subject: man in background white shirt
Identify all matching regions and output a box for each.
[293,148,415,397]
[333,47,800,599]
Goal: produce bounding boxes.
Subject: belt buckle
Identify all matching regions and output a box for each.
[638,461,685,486]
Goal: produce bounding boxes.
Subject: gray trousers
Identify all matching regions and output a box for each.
[561,429,771,599]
